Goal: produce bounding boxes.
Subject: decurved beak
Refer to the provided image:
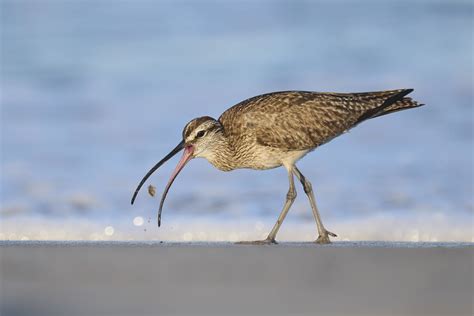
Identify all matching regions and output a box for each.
[130,140,194,227]
[157,144,194,226]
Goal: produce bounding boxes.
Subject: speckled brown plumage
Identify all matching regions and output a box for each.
[179,89,423,172]
[219,89,421,151]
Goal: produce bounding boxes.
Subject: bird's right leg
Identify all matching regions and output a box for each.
[236,167,296,245]
[293,166,337,244]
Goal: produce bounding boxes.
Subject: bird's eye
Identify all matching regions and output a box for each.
[196,130,205,138]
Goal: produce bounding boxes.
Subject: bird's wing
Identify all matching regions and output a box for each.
[219,90,414,151]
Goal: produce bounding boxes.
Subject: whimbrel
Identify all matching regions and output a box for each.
[131,89,423,244]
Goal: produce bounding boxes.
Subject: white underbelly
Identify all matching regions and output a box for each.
[243,146,310,170]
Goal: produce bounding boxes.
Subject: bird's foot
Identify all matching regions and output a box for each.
[236,237,277,245]
[315,230,337,244]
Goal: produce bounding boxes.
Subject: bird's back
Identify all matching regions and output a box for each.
[219,90,422,152]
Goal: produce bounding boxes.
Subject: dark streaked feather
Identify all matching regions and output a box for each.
[219,89,421,151]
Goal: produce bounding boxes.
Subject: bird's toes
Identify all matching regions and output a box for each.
[236,238,277,245]
[315,231,335,244]
[315,236,331,244]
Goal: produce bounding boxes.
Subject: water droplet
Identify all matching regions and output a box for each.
[133,216,144,226]
[104,226,114,236]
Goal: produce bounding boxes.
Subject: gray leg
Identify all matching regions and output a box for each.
[293,166,336,244]
[266,167,297,242]
[237,166,296,245]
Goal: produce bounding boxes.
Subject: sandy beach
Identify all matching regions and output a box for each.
[1,241,472,316]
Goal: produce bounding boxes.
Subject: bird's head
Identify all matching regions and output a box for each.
[130,116,223,226]
[182,116,223,159]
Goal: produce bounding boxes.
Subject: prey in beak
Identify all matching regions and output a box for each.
[130,140,194,226]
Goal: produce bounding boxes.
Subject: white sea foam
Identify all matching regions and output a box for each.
[1,212,472,242]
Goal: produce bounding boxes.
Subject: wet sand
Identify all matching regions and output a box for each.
[1,241,473,316]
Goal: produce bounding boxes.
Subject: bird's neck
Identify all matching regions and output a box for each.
[201,134,237,172]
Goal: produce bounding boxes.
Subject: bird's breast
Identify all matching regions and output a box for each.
[210,144,309,171]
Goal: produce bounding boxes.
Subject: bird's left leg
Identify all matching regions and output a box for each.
[293,166,337,244]
[236,166,296,245]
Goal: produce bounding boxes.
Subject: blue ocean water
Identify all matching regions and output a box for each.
[1,0,472,241]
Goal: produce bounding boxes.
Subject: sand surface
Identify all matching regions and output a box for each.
[1,241,473,316]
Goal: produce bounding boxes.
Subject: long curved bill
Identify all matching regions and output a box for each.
[157,144,194,226]
[131,140,185,205]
